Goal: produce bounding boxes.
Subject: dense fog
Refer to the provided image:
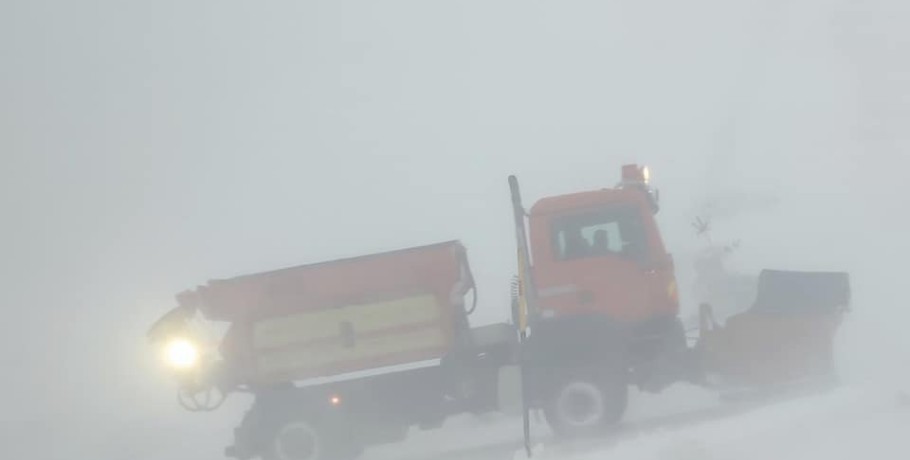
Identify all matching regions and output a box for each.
[1,1,907,459]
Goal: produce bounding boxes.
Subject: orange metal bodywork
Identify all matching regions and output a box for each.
[176,241,473,385]
[528,188,678,323]
[699,311,842,386]
[697,270,850,386]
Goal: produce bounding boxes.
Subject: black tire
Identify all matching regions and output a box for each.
[543,371,628,438]
[261,414,361,460]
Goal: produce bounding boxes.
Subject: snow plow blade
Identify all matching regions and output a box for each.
[697,270,850,387]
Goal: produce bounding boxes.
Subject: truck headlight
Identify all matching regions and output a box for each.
[164,338,200,370]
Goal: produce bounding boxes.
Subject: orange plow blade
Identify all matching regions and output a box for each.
[696,270,851,387]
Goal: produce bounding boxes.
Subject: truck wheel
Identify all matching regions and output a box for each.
[262,417,361,460]
[543,374,628,438]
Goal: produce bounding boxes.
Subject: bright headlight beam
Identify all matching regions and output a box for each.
[164,338,199,370]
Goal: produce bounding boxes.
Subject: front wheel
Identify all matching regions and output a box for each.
[543,373,628,438]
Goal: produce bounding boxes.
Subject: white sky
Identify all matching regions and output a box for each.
[1,0,908,458]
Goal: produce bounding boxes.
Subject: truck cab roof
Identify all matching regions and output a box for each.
[530,188,651,216]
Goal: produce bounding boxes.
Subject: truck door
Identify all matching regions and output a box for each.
[534,206,655,322]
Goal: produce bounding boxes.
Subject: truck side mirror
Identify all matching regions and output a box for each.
[649,188,660,214]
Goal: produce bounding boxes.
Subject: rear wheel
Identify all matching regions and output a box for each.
[543,372,628,438]
[262,415,361,460]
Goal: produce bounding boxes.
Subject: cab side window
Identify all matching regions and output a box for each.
[552,207,648,261]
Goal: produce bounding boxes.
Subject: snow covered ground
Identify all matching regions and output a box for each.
[363,383,909,460]
[570,386,908,460]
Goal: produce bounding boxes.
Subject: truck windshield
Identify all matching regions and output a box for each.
[551,206,648,261]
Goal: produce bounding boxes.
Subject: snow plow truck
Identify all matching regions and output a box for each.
[147,164,850,460]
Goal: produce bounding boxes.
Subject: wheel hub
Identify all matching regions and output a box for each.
[274,422,320,460]
[556,381,605,428]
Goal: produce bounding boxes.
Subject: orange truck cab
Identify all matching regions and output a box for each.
[512,165,698,437]
[528,165,678,323]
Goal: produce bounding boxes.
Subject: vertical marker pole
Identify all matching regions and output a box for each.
[509,175,536,458]
[520,328,531,458]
